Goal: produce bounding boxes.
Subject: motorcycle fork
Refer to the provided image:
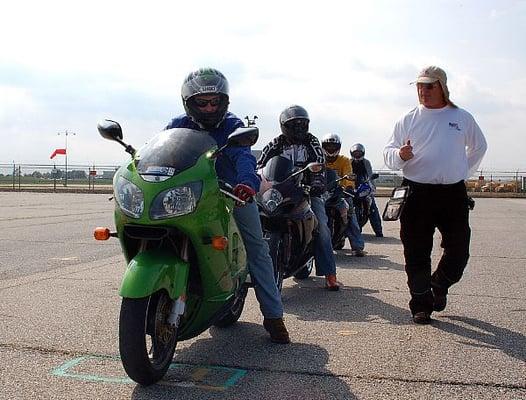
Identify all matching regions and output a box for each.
[168,236,190,327]
[139,236,191,329]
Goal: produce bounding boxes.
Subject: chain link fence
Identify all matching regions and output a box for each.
[0,163,119,192]
[1,163,525,194]
[375,169,526,193]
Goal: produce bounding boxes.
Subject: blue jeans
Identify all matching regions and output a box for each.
[368,196,383,235]
[310,196,337,276]
[345,204,365,251]
[234,201,284,319]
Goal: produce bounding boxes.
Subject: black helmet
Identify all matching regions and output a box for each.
[350,143,365,161]
[279,105,310,143]
[321,133,342,163]
[181,68,230,129]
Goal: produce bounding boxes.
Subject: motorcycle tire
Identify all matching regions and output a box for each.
[267,231,285,292]
[214,285,248,328]
[293,258,314,280]
[355,204,367,228]
[334,237,345,250]
[119,290,178,386]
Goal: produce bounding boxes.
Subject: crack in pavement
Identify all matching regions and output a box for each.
[0,343,524,390]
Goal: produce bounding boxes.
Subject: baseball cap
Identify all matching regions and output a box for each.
[413,65,455,106]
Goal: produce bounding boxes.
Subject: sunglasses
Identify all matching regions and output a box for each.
[284,119,309,129]
[323,144,340,153]
[417,82,439,90]
[193,97,222,107]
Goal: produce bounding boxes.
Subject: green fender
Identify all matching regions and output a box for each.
[120,250,189,299]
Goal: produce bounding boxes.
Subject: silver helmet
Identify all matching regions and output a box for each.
[350,143,365,161]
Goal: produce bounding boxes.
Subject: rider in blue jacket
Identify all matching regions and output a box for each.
[165,68,290,344]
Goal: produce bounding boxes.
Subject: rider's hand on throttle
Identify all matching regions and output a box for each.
[399,140,414,161]
[233,183,256,205]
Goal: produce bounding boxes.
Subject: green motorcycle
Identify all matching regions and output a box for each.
[94,120,258,385]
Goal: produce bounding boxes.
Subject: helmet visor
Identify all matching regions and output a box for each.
[323,143,341,155]
[351,150,364,159]
[284,119,308,132]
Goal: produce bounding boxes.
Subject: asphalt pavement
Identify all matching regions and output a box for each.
[0,192,524,399]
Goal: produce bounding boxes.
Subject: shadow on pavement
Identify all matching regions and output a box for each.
[284,284,411,325]
[361,233,401,244]
[130,322,357,399]
[334,251,405,271]
[434,315,526,362]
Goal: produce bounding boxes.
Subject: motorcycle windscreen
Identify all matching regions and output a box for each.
[135,128,217,178]
[261,155,296,183]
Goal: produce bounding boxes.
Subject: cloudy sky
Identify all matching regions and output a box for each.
[1,0,525,173]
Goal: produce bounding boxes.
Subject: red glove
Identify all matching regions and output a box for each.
[233,183,256,205]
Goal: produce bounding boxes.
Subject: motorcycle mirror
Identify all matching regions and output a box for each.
[97,119,136,156]
[97,119,123,141]
[227,127,259,147]
[337,173,356,182]
[307,162,323,173]
[285,162,324,183]
[210,127,259,159]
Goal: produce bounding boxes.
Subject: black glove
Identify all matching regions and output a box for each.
[309,174,326,197]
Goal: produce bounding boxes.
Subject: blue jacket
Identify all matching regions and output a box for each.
[165,112,261,191]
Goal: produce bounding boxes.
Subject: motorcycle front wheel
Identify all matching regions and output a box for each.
[267,231,285,292]
[355,203,368,228]
[334,238,346,250]
[119,290,178,386]
[293,257,313,279]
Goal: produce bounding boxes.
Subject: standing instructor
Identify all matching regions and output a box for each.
[383,66,487,324]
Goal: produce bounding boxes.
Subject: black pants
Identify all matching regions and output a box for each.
[400,179,471,314]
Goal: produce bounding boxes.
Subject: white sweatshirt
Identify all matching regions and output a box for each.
[383,105,487,184]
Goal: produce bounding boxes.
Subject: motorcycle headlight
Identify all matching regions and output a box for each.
[115,176,144,219]
[150,181,202,219]
[260,188,283,214]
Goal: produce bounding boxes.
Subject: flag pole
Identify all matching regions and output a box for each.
[58,130,76,187]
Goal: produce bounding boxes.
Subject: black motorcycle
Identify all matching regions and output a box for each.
[323,169,350,250]
[257,156,322,291]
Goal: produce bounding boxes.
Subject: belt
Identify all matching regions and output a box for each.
[402,179,465,190]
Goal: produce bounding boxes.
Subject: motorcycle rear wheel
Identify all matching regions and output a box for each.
[119,291,178,386]
[213,285,248,327]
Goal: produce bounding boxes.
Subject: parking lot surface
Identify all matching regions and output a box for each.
[0,192,524,399]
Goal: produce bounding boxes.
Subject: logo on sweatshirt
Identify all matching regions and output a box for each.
[449,122,461,131]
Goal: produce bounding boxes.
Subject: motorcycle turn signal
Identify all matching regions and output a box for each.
[93,227,117,240]
[202,236,229,250]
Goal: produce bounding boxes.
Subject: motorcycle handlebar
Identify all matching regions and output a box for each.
[218,181,254,205]
[219,188,247,205]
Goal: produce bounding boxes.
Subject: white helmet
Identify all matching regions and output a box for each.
[321,133,342,162]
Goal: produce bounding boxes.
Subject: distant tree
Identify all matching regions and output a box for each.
[31,171,43,179]
[69,170,87,180]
